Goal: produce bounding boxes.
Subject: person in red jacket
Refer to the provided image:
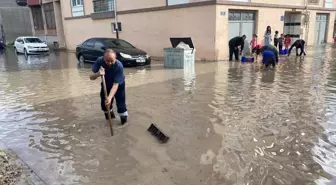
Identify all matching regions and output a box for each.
[284,35,291,49]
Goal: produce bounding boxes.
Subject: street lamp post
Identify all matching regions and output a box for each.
[113,0,119,39]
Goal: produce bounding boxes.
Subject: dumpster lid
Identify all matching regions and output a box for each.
[170,37,194,48]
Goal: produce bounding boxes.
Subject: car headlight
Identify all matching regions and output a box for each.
[120,52,132,59]
[27,46,33,49]
[146,54,150,59]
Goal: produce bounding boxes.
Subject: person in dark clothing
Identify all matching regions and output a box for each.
[278,34,284,52]
[256,45,279,63]
[288,39,306,56]
[90,49,128,125]
[274,31,279,47]
[228,35,246,61]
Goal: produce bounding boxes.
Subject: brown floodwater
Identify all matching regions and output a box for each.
[0,46,336,185]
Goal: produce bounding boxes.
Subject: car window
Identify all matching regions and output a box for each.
[94,41,104,49]
[24,38,43,43]
[85,39,94,47]
[104,39,135,48]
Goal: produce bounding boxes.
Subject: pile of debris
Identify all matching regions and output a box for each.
[0,149,21,185]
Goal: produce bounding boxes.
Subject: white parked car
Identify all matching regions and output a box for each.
[14,37,49,55]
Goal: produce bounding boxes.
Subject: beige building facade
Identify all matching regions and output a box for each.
[28,0,66,49]
[60,0,336,60]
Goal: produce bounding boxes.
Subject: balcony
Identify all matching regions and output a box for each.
[93,0,114,13]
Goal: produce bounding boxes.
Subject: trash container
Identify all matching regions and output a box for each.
[53,41,59,49]
[164,37,195,69]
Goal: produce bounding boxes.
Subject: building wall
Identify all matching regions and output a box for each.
[62,5,217,60]
[0,7,33,43]
[61,0,336,60]
[307,10,336,44]
[215,4,336,60]
[117,0,166,11]
[54,1,66,48]
[0,0,20,7]
[66,0,212,16]
[215,5,290,60]
[252,0,304,6]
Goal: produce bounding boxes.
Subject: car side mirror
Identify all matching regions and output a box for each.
[101,46,106,50]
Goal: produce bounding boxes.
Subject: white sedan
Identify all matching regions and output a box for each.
[14,37,49,55]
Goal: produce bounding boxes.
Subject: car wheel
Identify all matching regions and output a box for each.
[78,54,85,63]
[24,48,28,56]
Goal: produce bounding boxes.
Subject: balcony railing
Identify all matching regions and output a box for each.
[93,0,114,12]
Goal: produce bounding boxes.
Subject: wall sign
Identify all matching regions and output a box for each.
[220,11,226,16]
[280,15,284,21]
[112,22,122,32]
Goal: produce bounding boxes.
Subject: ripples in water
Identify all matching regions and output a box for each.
[0,46,336,184]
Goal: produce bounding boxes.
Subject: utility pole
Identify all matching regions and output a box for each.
[113,0,119,39]
[40,0,48,44]
[303,0,309,45]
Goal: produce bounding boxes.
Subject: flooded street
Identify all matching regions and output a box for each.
[0,45,336,185]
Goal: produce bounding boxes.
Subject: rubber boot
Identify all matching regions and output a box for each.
[120,116,127,125]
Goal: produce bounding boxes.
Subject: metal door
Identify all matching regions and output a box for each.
[228,11,256,43]
[284,13,301,44]
[315,14,328,44]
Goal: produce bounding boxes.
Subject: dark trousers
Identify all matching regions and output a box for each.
[288,45,306,56]
[274,38,279,47]
[263,56,276,68]
[278,43,283,52]
[252,47,258,54]
[229,44,239,61]
[100,82,127,120]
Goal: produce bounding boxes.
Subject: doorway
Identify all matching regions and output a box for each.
[315,13,329,44]
[283,12,302,44]
[228,11,256,43]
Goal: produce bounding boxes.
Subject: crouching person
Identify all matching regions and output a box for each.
[288,39,306,56]
[261,50,276,68]
[256,46,278,69]
[89,49,128,125]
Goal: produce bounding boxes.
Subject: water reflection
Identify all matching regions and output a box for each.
[0,46,336,184]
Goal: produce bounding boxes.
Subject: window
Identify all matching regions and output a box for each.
[24,38,43,43]
[93,0,114,12]
[85,39,95,47]
[103,39,135,48]
[44,3,56,30]
[167,0,188,6]
[71,0,84,16]
[94,41,104,49]
[17,39,24,44]
[31,6,44,31]
[325,0,333,8]
[308,0,319,4]
[72,0,83,7]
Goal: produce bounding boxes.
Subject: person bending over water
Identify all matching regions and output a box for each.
[288,39,306,56]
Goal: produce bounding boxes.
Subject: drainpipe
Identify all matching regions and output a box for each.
[303,0,309,44]
[113,0,119,39]
[40,0,48,44]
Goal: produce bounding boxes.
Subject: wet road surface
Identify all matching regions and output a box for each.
[0,46,336,185]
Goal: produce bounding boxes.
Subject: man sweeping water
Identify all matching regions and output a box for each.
[90,49,128,125]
